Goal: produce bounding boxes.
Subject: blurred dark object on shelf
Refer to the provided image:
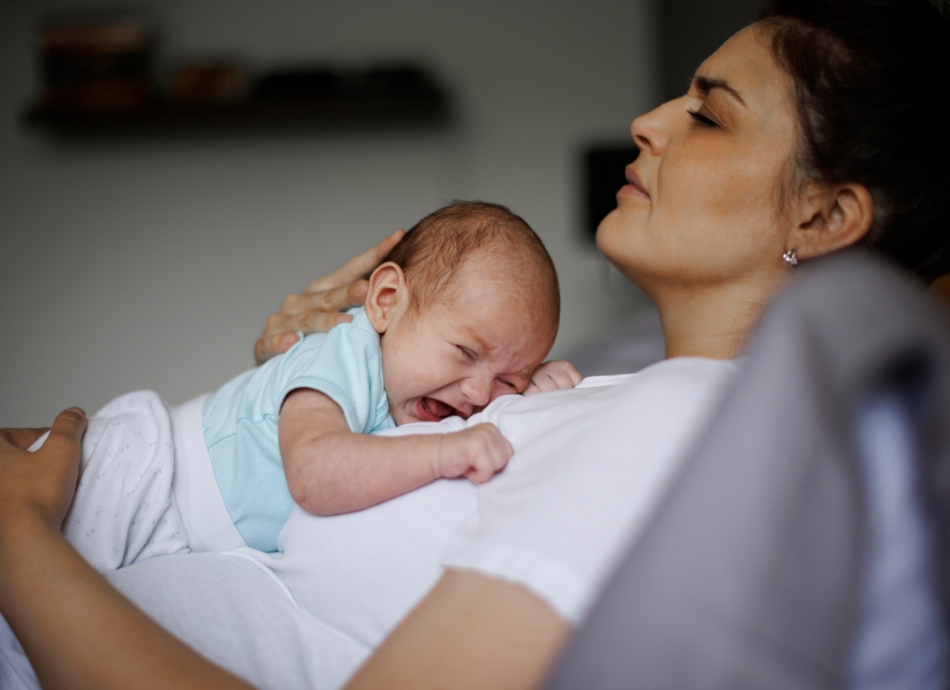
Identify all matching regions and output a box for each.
[583,144,640,243]
[37,17,153,113]
[167,63,247,104]
[242,64,449,125]
[26,54,451,139]
[253,68,341,102]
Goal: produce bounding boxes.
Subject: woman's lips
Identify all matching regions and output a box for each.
[618,166,649,200]
[417,396,456,422]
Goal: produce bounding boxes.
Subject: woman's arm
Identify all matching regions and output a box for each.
[280,388,513,515]
[346,569,572,690]
[0,411,254,690]
[2,412,565,690]
[255,230,405,365]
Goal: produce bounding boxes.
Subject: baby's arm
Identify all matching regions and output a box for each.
[279,388,514,516]
[523,360,583,396]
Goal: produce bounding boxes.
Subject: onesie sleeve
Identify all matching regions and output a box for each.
[275,310,394,434]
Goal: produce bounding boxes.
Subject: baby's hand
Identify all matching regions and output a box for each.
[436,423,513,483]
[523,360,582,396]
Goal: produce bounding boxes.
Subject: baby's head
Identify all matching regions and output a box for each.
[363,201,560,425]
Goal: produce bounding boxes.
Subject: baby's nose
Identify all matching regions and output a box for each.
[460,374,492,407]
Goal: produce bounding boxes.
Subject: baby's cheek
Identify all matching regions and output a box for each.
[388,401,413,426]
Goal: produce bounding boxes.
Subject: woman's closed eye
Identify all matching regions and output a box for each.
[687,107,720,128]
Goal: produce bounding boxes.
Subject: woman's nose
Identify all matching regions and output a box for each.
[630,99,677,156]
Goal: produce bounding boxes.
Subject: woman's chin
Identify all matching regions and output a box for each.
[596,210,638,267]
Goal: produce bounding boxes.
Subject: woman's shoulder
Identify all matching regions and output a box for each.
[440,356,740,623]
[575,356,740,412]
[634,355,741,378]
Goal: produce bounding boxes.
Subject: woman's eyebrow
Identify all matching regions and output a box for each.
[693,75,746,106]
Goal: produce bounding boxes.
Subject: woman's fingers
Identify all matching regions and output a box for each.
[37,408,87,527]
[298,280,369,314]
[255,280,370,364]
[42,408,87,461]
[254,307,357,365]
[255,332,300,366]
[306,230,406,293]
[254,311,354,364]
[255,232,404,365]
[0,408,86,530]
[0,427,50,450]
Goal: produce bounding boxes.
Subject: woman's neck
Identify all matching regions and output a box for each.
[653,273,782,360]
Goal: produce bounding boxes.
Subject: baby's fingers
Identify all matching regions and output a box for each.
[465,456,502,483]
[464,425,513,483]
[524,360,582,396]
[475,423,514,465]
[548,362,582,389]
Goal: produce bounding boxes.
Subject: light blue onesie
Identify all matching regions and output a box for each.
[202,308,395,552]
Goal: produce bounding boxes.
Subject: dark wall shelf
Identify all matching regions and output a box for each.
[26,14,452,139]
[24,62,452,139]
[25,92,450,139]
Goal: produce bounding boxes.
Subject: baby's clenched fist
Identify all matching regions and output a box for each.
[523,360,582,396]
[436,423,513,483]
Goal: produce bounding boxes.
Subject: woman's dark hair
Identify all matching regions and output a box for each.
[759,0,950,282]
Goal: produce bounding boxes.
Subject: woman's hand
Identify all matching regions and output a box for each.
[523,360,583,396]
[0,411,255,690]
[255,229,406,365]
[0,409,86,532]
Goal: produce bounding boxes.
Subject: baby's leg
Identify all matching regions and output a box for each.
[33,390,190,571]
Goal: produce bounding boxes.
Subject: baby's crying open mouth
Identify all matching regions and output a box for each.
[419,396,456,421]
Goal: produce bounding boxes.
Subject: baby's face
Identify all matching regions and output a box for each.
[379,256,555,425]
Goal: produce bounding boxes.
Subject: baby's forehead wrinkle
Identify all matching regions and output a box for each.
[468,328,496,353]
[464,325,522,360]
[461,328,535,376]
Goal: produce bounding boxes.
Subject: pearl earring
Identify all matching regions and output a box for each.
[782,247,799,267]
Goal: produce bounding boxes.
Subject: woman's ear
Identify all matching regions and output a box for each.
[364,262,408,335]
[788,183,874,261]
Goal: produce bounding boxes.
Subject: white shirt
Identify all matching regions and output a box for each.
[249,357,737,652]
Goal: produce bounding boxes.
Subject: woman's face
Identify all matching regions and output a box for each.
[597,25,798,298]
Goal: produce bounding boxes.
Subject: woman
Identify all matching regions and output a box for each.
[2,1,949,688]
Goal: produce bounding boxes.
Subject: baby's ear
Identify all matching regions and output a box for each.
[364,262,407,334]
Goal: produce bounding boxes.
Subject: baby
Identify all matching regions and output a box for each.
[205,201,577,550]
[39,201,579,567]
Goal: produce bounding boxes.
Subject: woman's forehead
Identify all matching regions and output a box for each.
[694,25,793,120]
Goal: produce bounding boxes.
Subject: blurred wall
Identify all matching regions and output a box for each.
[659,0,762,101]
[0,0,659,425]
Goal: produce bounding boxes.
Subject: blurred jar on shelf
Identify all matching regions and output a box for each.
[37,18,153,112]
